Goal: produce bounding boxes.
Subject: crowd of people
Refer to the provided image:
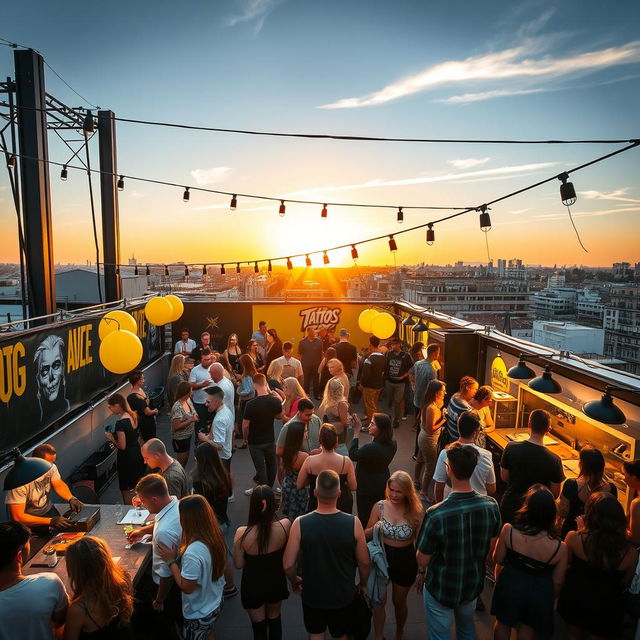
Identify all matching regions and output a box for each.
[2,320,640,640]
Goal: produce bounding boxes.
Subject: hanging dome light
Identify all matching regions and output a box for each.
[4,449,52,490]
[402,316,416,327]
[558,172,577,207]
[528,365,562,394]
[583,386,626,425]
[412,318,429,333]
[507,354,536,380]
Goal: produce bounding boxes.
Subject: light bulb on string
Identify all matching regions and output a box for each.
[397,207,403,224]
[268,260,272,273]
[220,264,226,275]
[134,264,139,276]
[117,175,125,191]
[164,265,169,277]
[426,223,435,245]
[558,172,577,206]
[305,255,312,267]
[388,235,398,252]
[279,200,286,216]
[145,265,150,276]
[230,194,237,210]
[321,204,328,218]
[323,252,330,265]
[479,205,491,232]
[351,245,359,260]
[287,258,293,270]
[202,264,207,276]
[60,165,68,181]
[183,187,190,202]
[254,262,259,273]
[82,110,94,135]
[184,265,189,277]
[7,154,15,169]
[236,263,241,274]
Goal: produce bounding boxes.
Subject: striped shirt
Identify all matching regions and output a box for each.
[417,491,501,607]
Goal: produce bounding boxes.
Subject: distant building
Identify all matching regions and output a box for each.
[56,268,148,306]
[532,321,604,355]
[531,287,579,319]
[604,284,640,374]
[576,289,604,325]
[547,272,566,288]
[613,262,632,279]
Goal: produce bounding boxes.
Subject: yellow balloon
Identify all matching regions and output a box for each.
[145,296,173,326]
[99,329,143,374]
[165,295,184,323]
[371,312,397,339]
[98,310,137,341]
[358,309,379,333]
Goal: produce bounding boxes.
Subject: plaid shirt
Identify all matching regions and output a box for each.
[417,491,501,607]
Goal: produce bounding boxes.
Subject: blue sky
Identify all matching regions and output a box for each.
[1,0,639,267]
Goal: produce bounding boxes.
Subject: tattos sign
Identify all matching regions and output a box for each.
[298,306,342,332]
[0,305,162,454]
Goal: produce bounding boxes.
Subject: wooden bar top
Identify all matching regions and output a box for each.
[486,428,580,478]
[23,505,151,590]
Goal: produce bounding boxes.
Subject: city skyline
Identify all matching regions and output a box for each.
[1,0,639,268]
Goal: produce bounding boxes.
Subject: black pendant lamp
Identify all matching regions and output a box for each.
[412,318,429,333]
[402,316,416,327]
[4,449,52,490]
[528,365,562,394]
[507,354,536,380]
[583,387,626,425]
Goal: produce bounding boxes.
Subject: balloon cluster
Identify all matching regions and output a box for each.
[97,296,184,374]
[357,309,396,339]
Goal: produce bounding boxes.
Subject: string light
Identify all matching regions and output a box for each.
[558,172,577,206]
[287,258,293,270]
[117,175,125,191]
[60,165,68,181]
[6,154,15,169]
[183,187,190,202]
[220,264,226,275]
[236,263,241,274]
[323,251,330,265]
[479,205,491,232]
[254,261,259,273]
[230,194,237,210]
[397,207,403,224]
[426,223,435,245]
[146,265,150,276]
[321,204,328,218]
[202,264,207,275]
[184,265,189,277]
[134,264,138,275]
[279,200,286,216]
[82,110,94,135]
[305,255,312,267]
[268,260,272,272]
[388,235,398,252]
[164,265,169,276]
[351,245,359,259]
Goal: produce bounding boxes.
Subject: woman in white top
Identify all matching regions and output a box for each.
[158,495,226,640]
[469,384,495,448]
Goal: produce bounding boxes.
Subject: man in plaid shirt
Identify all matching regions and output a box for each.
[416,443,501,639]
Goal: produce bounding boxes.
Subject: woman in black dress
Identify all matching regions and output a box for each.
[264,328,283,370]
[349,412,397,527]
[558,492,638,639]
[106,393,145,504]
[558,445,617,538]
[233,486,290,640]
[126,370,158,442]
[491,485,568,640]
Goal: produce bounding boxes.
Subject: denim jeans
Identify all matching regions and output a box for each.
[248,442,277,487]
[423,588,477,640]
[385,380,405,427]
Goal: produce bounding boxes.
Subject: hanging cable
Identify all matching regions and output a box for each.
[83,136,103,303]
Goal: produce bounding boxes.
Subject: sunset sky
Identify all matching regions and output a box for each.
[1,0,639,268]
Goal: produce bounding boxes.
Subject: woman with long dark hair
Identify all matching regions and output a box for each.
[233,486,290,640]
[170,381,199,468]
[236,354,258,447]
[246,339,265,373]
[106,393,144,504]
[279,422,309,520]
[415,380,447,501]
[558,446,617,538]
[64,536,134,639]
[127,369,158,442]
[157,495,227,640]
[491,485,568,640]
[264,329,283,370]
[558,492,637,639]
[192,441,237,600]
[349,412,397,528]
[365,470,423,640]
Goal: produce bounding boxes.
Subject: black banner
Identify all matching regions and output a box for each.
[0,305,162,454]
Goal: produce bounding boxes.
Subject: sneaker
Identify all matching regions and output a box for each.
[275,487,281,494]
[228,493,235,503]
[223,585,239,598]
[244,488,254,496]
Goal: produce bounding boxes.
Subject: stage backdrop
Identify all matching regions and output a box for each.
[0,304,163,454]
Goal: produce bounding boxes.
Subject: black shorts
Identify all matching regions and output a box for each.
[302,600,353,638]
[384,543,418,587]
[172,436,192,453]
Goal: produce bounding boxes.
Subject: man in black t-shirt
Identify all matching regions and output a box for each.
[384,337,413,428]
[242,374,284,492]
[500,409,565,523]
[334,328,357,377]
[298,328,324,399]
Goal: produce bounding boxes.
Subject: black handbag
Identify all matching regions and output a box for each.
[350,591,372,640]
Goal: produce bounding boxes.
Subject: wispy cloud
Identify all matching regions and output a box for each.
[129,190,145,200]
[579,188,640,204]
[318,40,640,109]
[227,0,286,34]
[436,88,545,104]
[447,157,491,170]
[190,166,233,186]
[285,162,557,197]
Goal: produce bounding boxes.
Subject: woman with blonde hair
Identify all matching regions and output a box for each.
[469,384,495,447]
[167,354,187,406]
[297,423,357,514]
[318,378,353,455]
[281,376,308,420]
[365,470,423,640]
[63,536,134,639]
[158,495,227,640]
[221,333,243,380]
[106,393,144,504]
[326,358,350,400]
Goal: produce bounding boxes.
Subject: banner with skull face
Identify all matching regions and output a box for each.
[0,304,163,454]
